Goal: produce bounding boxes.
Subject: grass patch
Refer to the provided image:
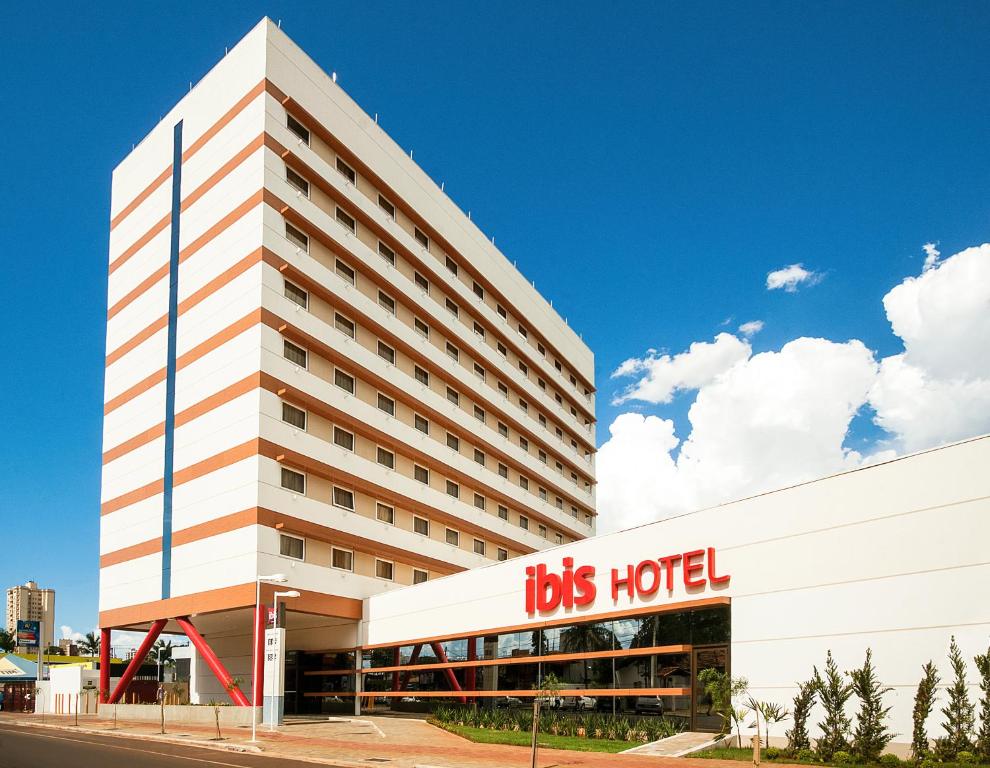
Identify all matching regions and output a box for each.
[694,747,986,768]
[439,723,636,753]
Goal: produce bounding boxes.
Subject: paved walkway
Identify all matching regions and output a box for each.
[0,712,756,768]
[623,731,724,756]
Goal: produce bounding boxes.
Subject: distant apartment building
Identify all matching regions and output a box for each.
[6,581,56,651]
[99,18,595,705]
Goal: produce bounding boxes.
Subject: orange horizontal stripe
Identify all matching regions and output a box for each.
[107,263,170,320]
[109,166,172,231]
[102,422,166,464]
[108,211,170,274]
[101,478,164,516]
[99,537,163,568]
[105,315,168,367]
[180,134,264,213]
[178,189,264,263]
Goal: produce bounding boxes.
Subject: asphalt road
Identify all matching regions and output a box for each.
[0,722,330,768]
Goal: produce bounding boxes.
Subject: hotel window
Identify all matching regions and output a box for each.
[332,547,353,571]
[539,487,548,501]
[473,405,485,422]
[519,398,528,413]
[518,325,528,339]
[473,322,485,339]
[336,157,356,184]
[519,361,528,375]
[585,513,592,524]
[379,241,396,265]
[473,539,486,556]
[537,343,546,357]
[377,446,395,469]
[414,465,429,484]
[375,559,394,581]
[539,414,547,428]
[332,486,355,510]
[414,272,430,292]
[279,533,304,561]
[286,113,310,144]
[334,369,355,394]
[446,342,459,362]
[377,392,395,416]
[281,468,305,494]
[445,298,459,318]
[555,496,563,510]
[335,259,356,285]
[497,548,508,561]
[378,340,395,364]
[498,505,508,520]
[282,402,307,430]
[538,450,547,464]
[446,433,459,451]
[445,528,459,546]
[498,381,508,397]
[538,378,546,391]
[571,471,578,484]
[519,515,529,531]
[520,476,529,491]
[474,449,485,466]
[555,532,563,545]
[285,222,308,251]
[498,422,508,438]
[413,569,428,584]
[283,340,307,368]
[284,280,308,309]
[473,281,484,299]
[377,503,394,524]
[497,342,507,357]
[286,166,309,197]
[445,256,458,275]
[333,426,354,451]
[496,304,507,319]
[556,427,564,439]
[498,463,508,479]
[571,506,578,518]
[414,366,429,386]
[334,312,356,339]
[446,387,459,406]
[414,414,429,434]
[539,524,548,539]
[556,360,563,372]
[414,317,430,338]
[473,493,485,510]
[571,407,578,418]
[414,516,430,535]
[378,194,395,219]
[335,207,356,234]
[571,375,577,385]
[445,480,459,498]
[519,436,528,451]
[414,228,429,249]
[378,291,396,315]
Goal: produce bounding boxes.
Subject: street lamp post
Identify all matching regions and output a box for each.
[268,590,300,731]
[249,574,288,744]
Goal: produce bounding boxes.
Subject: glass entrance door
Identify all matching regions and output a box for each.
[692,645,728,732]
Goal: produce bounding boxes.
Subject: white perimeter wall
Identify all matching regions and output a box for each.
[363,434,990,745]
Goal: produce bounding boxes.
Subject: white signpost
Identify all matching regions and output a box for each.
[263,628,285,728]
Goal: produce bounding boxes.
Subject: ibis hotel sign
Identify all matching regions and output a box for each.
[525,547,730,615]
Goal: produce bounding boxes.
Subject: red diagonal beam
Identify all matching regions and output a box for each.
[398,644,423,691]
[431,642,466,703]
[107,619,167,704]
[175,616,250,706]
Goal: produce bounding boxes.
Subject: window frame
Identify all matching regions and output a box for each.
[286,113,310,144]
[375,558,395,581]
[331,546,354,572]
[283,339,308,369]
[281,402,307,431]
[279,533,305,561]
[332,485,356,511]
[280,467,306,494]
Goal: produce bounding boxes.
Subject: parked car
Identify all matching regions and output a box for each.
[494,695,523,708]
[634,696,665,715]
[561,695,596,711]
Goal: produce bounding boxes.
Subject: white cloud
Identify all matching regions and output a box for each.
[868,243,990,452]
[60,625,86,642]
[922,242,940,272]
[612,333,750,404]
[766,263,823,292]
[599,242,990,532]
[738,320,764,337]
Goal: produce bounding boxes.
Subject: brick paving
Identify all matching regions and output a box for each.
[0,711,759,768]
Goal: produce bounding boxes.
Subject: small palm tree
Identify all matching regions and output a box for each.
[79,631,101,657]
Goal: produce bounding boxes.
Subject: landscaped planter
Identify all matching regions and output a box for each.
[97,703,259,726]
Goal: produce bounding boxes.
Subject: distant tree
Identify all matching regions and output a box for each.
[911,661,940,761]
[0,629,14,653]
[46,645,62,655]
[559,624,615,687]
[849,649,894,762]
[814,650,853,761]
[79,632,100,657]
[786,679,817,752]
[973,644,990,760]
[936,636,975,759]
[698,667,749,740]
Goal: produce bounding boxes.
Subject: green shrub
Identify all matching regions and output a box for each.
[765,746,783,760]
[797,747,818,762]
[832,750,854,764]
[918,759,939,768]
[879,753,901,766]
[956,751,978,764]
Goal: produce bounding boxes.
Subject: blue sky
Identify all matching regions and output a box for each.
[1,2,988,641]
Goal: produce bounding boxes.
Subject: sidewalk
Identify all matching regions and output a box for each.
[0,712,752,768]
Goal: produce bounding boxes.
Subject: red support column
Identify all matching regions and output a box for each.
[175,616,250,707]
[99,628,111,704]
[465,637,477,702]
[390,647,401,691]
[107,619,167,704]
[431,642,466,703]
[252,603,267,706]
[398,644,423,691]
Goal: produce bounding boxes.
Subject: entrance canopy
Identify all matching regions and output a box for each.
[0,655,38,681]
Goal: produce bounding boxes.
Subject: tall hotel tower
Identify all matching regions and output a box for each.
[99,18,595,705]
